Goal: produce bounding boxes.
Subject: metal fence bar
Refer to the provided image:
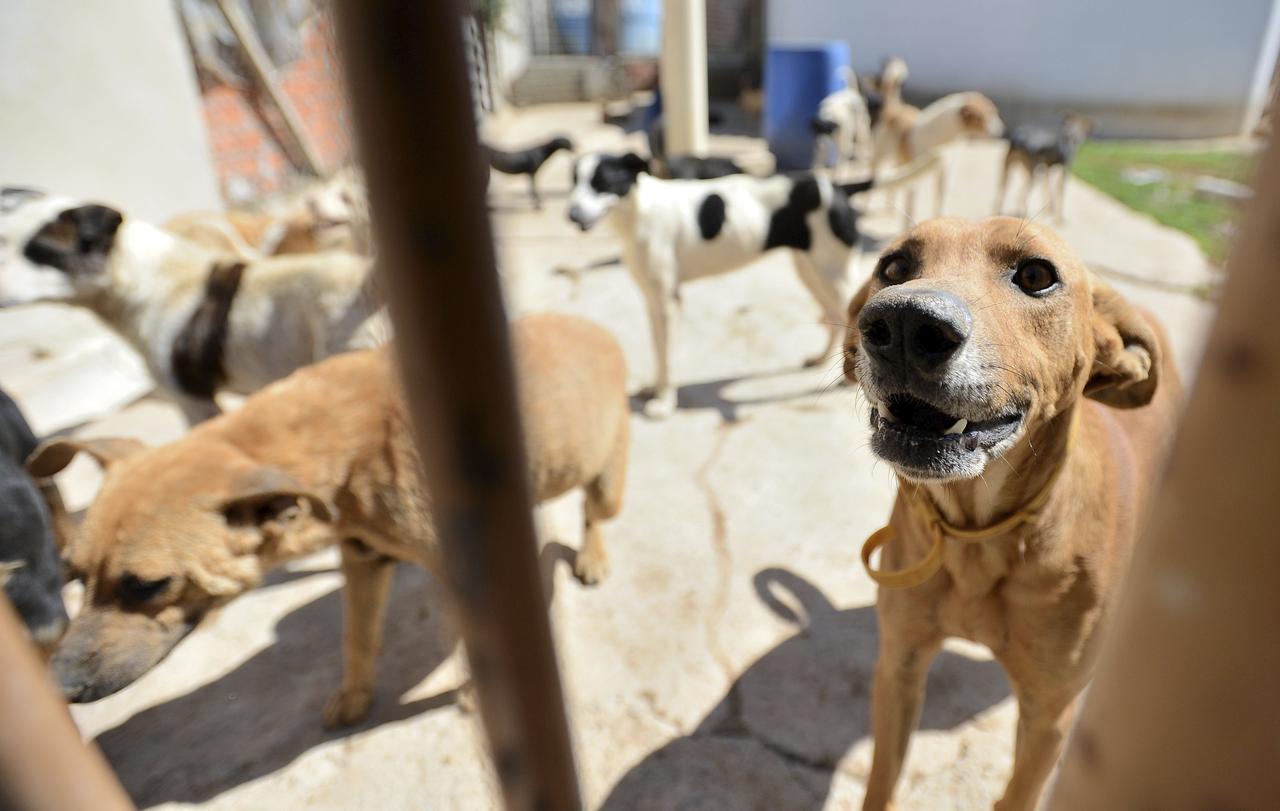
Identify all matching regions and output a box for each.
[1047,137,1280,806]
[0,598,134,811]
[330,3,582,810]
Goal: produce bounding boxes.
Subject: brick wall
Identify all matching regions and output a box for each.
[200,16,352,204]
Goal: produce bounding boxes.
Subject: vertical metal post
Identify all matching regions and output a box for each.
[660,0,709,155]
[330,3,582,810]
[0,598,135,811]
[1048,137,1280,806]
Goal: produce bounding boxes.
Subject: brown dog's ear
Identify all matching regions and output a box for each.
[841,277,875,383]
[1086,277,1161,408]
[26,437,145,478]
[220,466,333,526]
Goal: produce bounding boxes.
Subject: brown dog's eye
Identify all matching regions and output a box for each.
[878,254,913,285]
[1012,260,1059,295]
[119,574,172,604]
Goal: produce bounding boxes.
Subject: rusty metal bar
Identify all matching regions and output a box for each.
[0,598,134,811]
[1048,139,1280,805]
[330,4,582,810]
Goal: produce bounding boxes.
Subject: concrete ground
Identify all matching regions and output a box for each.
[3,103,1219,810]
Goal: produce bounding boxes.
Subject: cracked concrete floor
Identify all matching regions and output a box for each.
[2,102,1219,810]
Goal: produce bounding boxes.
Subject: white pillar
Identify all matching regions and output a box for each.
[660,0,708,156]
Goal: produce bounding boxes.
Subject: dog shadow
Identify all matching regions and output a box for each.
[632,369,850,424]
[599,568,1010,810]
[92,564,458,808]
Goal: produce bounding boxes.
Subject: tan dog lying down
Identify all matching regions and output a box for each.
[31,313,629,726]
[843,218,1181,810]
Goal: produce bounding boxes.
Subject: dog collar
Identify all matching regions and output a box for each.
[861,409,1080,589]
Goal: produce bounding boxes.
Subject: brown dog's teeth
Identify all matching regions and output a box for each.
[944,418,967,436]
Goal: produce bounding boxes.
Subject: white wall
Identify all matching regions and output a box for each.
[768,0,1280,136]
[0,1,221,221]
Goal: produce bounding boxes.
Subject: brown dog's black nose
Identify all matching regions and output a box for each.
[858,289,972,374]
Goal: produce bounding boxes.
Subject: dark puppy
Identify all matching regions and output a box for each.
[0,387,68,655]
[645,118,745,180]
[485,135,575,208]
[994,113,1096,220]
[661,155,745,180]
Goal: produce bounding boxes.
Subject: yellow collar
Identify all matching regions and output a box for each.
[861,410,1079,590]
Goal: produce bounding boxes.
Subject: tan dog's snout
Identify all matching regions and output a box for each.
[858,288,972,379]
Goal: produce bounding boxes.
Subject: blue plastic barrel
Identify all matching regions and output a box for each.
[620,0,662,56]
[553,0,592,55]
[764,43,851,171]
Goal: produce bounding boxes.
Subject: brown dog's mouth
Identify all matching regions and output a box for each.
[868,392,1025,479]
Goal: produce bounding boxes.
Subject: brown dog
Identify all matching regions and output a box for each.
[30,312,629,726]
[842,218,1181,810]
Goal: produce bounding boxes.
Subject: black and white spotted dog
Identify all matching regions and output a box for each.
[0,187,385,424]
[568,153,927,418]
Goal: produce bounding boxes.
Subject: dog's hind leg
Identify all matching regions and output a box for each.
[575,420,629,585]
[1020,166,1036,217]
[863,634,943,811]
[324,538,396,728]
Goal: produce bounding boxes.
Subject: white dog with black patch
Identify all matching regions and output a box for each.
[568,154,928,419]
[0,187,384,424]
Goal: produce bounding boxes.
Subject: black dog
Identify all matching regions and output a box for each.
[485,135,575,209]
[994,113,1095,219]
[663,155,745,180]
[0,387,68,653]
[645,118,745,180]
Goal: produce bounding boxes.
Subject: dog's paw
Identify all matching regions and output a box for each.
[573,549,609,586]
[323,685,373,729]
[642,391,677,420]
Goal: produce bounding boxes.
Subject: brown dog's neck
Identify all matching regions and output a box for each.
[911,407,1079,532]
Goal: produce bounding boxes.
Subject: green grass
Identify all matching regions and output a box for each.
[1071,141,1255,265]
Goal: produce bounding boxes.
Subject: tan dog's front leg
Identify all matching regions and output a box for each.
[324,538,396,728]
[863,637,941,811]
[994,692,1078,811]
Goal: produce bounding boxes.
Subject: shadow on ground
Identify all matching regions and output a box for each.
[631,369,852,424]
[94,565,458,808]
[600,568,1010,810]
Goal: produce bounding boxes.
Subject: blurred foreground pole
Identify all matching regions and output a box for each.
[331,3,581,810]
[1048,138,1280,806]
[660,0,708,155]
[0,599,134,811]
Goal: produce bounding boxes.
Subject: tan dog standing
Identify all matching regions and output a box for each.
[872,83,1004,223]
[31,313,629,726]
[842,218,1180,810]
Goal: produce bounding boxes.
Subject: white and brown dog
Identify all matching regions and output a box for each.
[0,187,383,424]
[567,154,930,418]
